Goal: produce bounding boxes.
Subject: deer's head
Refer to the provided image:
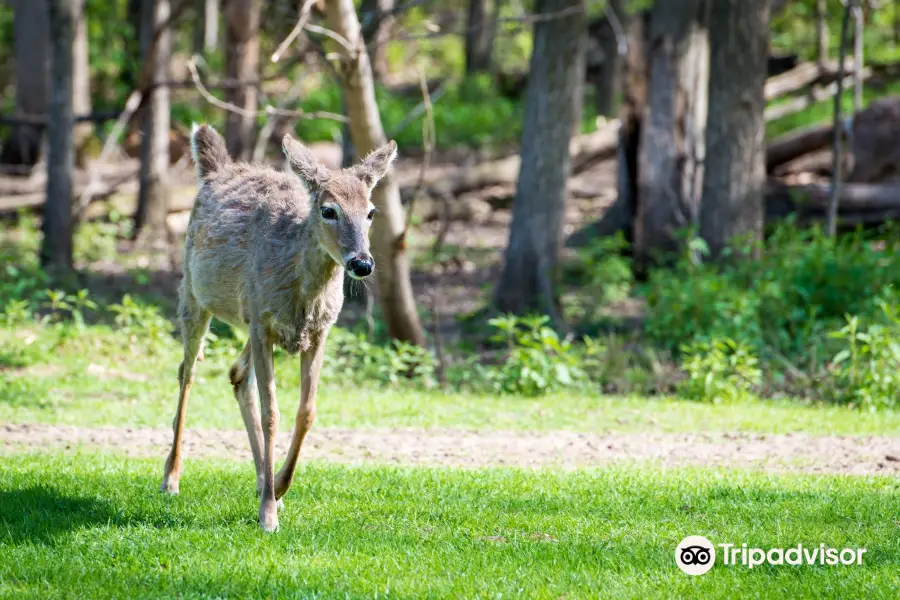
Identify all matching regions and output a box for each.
[283,135,397,280]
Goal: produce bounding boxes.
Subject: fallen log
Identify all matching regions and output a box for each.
[764,58,861,102]
[765,69,871,122]
[0,183,198,218]
[427,121,619,196]
[765,123,834,172]
[766,182,900,213]
[568,182,900,247]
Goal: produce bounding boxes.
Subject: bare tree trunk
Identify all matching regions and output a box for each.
[594,0,627,117]
[817,0,829,66]
[827,1,855,237]
[615,11,649,248]
[495,0,586,320]
[360,0,394,82]
[224,0,260,160]
[853,3,864,113]
[42,0,80,273]
[135,0,171,242]
[1,0,50,167]
[633,0,709,268]
[325,0,425,345]
[72,5,92,165]
[465,0,497,75]
[700,0,769,261]
[193,0,220,53]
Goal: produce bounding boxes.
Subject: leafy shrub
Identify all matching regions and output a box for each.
[323,327,437,388]
[645,223,900,360]
[107,294,175,350]
[825,301,900,410]
[483,315,586,396]
[678,338,762,403]
[572,232,634,305]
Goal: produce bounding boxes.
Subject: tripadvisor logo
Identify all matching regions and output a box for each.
[675,536,716,575]
[675,536,867,575]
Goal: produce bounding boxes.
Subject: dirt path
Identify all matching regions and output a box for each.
[3,423,899,475]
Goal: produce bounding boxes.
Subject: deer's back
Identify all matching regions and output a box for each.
[182,164,315,329]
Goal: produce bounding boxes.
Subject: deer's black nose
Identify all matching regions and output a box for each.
[348,256,374,278]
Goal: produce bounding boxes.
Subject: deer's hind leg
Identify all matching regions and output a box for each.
[230,341,265,495]
[160,296,211,494]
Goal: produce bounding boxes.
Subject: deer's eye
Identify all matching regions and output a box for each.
[321,206,338,221]
[367,208,377,220]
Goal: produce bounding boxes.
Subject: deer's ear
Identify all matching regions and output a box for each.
[352,140,397,190]
[283,134,329,189]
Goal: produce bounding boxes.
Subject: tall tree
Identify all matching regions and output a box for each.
[360,0,394,83]
[495,0,586,319]
[134,0,171,242]
[193,0,220,53]
[1,0,50,167]
[325,0,426,345]
[465,0,498,75]
[700,0,769,260]
[42,0,81,272]
[72,5,92,164]
[224,0,260,160]
[594,0,627,117]
[633,0,709,268]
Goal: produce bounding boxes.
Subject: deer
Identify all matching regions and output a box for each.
[160,124,397,532]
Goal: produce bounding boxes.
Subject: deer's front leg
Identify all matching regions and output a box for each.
[275,330,326,499]
[250,325,279,533]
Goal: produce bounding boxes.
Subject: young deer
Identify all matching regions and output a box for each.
[160,124,396,532]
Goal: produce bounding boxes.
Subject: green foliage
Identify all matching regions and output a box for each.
[107,294,175,350]
[826,301,900,410]
[678,338,762,404]
[481,315,586,396]
[292,79,526,150]
[645,223,900,357]
[323,327,437,388]
[573,232,635,304]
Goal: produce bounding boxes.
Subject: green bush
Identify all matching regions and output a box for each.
[644,223,900,360]
[825,301,900,410]
[480,315,588,397]
[678,338,762,404]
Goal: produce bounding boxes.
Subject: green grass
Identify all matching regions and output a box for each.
[3,323,900,435]
[1,454,898,599]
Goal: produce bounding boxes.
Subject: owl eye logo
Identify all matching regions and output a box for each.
[680,546,712,565]
[675,536,716,575]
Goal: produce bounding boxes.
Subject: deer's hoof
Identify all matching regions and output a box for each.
[160,478,180,495]
[259,502,279,533]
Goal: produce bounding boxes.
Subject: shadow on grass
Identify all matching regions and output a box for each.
[0,486,120,545]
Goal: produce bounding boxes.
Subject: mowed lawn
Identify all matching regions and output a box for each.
[0,454,898,599]
[3,323,900,598]
[3,324,900,436]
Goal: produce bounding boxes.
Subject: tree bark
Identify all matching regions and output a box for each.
[325,0,426,345]
[42,0,80,273]
[817,0,829,66]
[700,0,769,260]
[1,0,50,167]
[72,4,92,164]
[594,0,627,117]
[224,0,260,160]
[360,0,394,82]
[495,0,585,320]
[633,0,709,268]
[135,0,171,242]
[193,0,220,53]
[465,0,497,75]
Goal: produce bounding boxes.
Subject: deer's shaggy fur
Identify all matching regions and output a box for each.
[160,124,396,532]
